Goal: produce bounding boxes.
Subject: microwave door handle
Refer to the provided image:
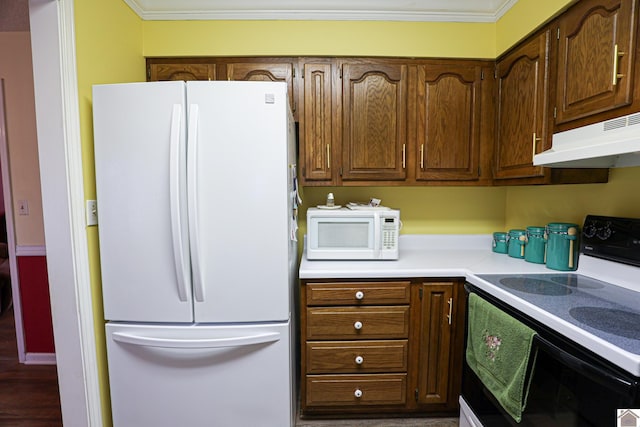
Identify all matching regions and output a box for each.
[373,214,381,257]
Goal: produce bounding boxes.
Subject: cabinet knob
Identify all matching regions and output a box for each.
[354,389,363,398]
[354,321,363,330]
[355,356,364,365]
[355,291,364,300]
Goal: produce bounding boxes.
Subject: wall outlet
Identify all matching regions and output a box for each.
[86,200,98,226]
[18,200,29,216]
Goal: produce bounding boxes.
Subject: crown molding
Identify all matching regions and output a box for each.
[123,0,518,23]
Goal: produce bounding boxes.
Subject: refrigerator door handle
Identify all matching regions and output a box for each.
[169,104,189,302]
[187,103,205,302]
[112,331,281,349]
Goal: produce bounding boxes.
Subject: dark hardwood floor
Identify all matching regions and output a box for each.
[0,306,62,426]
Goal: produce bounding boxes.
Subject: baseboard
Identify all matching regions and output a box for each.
[24,352,56,365]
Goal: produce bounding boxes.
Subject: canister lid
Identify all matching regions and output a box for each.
[547,222,579,232]
[526,226,546,234]
[508,229,526,237]
[493,231,507,238]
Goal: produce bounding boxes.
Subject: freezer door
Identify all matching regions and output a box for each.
[93,82,193,322]
[106,322,294,427]
[186,81,293,322]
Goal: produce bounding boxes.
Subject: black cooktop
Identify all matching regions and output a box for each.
[477,273,640,356]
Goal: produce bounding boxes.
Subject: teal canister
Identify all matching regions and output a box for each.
[546,223,580,271]
[492,232,508,254]
[524,226,546,264]
[507,229,527,259]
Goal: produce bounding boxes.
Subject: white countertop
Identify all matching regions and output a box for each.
[299,234,551,279]
[300,234,640,377]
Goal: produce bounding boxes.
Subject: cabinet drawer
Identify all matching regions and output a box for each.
[306,307,410,340]
[306,374,407,407]
[306,282,411,306]
[306,340,408,374]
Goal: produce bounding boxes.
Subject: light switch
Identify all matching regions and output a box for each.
[18,200,29,216]
[86,200,98,226]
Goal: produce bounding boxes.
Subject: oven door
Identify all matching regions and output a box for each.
[462,284,640,427]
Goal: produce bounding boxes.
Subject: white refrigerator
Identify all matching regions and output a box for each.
[92,81,299,427]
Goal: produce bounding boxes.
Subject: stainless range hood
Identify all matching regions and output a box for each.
[533,112,640,168]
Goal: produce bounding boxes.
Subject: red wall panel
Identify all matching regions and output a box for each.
[17,255,55,353]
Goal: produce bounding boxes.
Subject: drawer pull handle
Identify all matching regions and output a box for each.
[354,321,363,330]
[355,356,364,365]
[354,389,363,398]
[355,291,364,300]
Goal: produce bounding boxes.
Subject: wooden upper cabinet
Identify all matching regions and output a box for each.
[415,63,481,181]
[300,62,336,183]
[494,30,551,180]
[225,62,296,114]
[148,62,215,81]
[555,0,636,124]
[341,63,408,181]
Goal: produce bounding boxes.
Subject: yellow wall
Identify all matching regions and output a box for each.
[143,20,496,58]
[0,31,44,246]
[74,0,640,424]
[74,0,144,425]
[505,168,640,230]
[496,0,575,55]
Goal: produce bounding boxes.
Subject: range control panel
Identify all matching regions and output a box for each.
[581,215,640,267]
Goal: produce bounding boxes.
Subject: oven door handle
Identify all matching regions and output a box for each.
[534,335,637,395]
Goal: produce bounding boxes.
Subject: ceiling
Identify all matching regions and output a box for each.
[123,0,519,22]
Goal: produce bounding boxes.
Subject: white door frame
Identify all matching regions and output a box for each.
[0,79,27,363]
[29,0,101,425]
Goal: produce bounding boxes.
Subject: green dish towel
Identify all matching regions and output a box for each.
[466,293,538,423]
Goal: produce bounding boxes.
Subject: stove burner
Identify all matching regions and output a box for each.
[569,307,640,340]
[499,277,573,296]
[549,275,605,289]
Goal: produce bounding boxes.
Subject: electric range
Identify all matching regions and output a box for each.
[467,214,640,376]
[461,215,640,427]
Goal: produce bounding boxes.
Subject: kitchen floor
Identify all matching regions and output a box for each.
[296,416,459,426]
[0,307,63,426]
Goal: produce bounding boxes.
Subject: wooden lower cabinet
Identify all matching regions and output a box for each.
[300,279,465,417]
[306,374,408,407]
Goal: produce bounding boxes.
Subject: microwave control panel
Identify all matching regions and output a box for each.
[382,216,399,250]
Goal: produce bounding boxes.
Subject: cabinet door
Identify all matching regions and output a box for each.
[556,0,636,124]
[494,30,551,180]
[416,64,481,181]
[416,282,453,405]
[301,62,335,183]
[225,61,296,114]
[341,63,408,181]
[148,63,215,81]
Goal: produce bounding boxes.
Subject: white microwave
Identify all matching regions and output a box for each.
[306,208,400,260]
